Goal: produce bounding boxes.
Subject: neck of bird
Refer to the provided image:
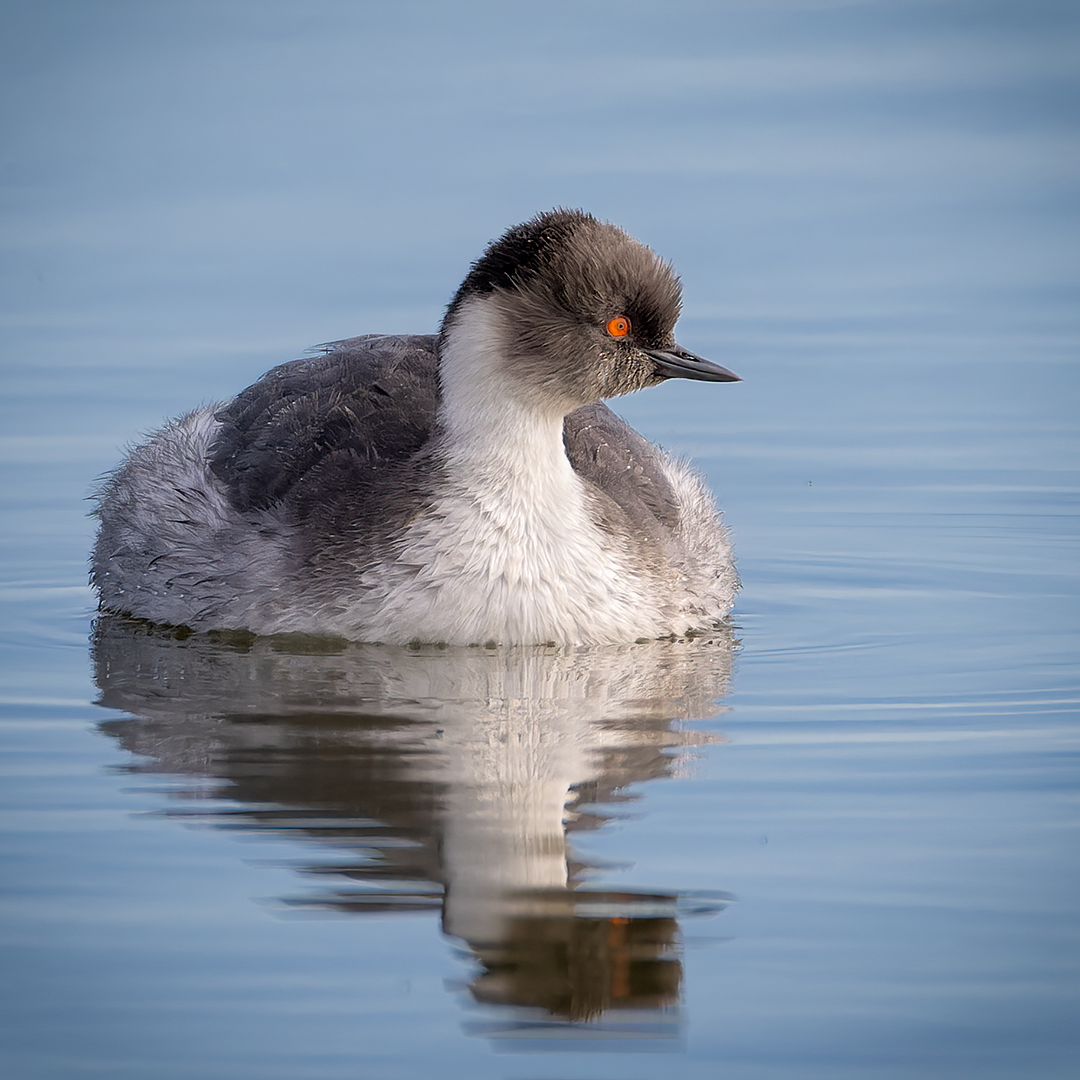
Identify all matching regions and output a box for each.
[437,302,583,513]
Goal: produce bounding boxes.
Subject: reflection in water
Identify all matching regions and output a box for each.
[92,617,735,1042]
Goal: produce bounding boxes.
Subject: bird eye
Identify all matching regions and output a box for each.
[606,316,631,338]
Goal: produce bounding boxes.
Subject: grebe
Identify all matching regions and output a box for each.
[92,209,740,645]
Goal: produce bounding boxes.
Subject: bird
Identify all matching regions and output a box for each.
[92,209,741,646]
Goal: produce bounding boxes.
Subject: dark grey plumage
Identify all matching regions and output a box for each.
[208,335,439,514]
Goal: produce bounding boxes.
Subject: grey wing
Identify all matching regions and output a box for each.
[562,402,681,539]
[208,334,440,513]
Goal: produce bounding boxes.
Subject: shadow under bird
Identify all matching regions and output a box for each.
[92,209,741,645]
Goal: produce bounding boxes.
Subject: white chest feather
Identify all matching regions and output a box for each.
[359,414,663,645]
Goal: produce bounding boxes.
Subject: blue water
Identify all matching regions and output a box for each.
[2,2,1078,1078]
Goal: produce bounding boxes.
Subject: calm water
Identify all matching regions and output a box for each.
[2,2,1078,1078]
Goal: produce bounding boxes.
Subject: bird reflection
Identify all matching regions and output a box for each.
[92,616,735,1040]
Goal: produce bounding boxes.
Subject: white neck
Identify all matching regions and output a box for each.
[437,299,579,512]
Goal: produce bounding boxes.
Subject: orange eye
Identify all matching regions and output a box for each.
[606,316,631,338]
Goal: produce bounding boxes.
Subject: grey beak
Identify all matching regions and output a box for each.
[644,344,741,383]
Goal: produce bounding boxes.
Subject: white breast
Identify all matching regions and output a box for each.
[355,454,666,646]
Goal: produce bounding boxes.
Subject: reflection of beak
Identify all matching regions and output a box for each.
[644,344,741,383]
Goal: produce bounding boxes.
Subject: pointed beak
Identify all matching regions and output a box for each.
[644,344,741,383]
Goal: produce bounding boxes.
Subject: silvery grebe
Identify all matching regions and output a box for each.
[92,209,740,644]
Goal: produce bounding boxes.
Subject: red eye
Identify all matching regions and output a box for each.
[606,316,631,338]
